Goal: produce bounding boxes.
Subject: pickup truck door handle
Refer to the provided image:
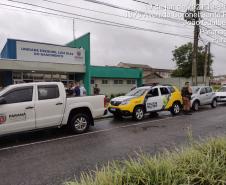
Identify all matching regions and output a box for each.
[26,106,34,110]
[56,102,63,105]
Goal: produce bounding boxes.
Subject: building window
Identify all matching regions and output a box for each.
[127,80,131,84]
[114,80,119,84]
[102,80,108,84]
[91,80,95,84]
[114,80,123,84]
[127,80,136,84]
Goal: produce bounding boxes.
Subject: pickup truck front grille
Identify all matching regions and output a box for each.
[110,101,121,106]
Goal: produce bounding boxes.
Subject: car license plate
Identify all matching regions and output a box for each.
[110,108,116,111]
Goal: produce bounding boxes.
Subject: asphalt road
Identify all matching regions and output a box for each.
[0,104,226,185]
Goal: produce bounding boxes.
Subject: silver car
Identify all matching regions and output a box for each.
[191,86,217,111]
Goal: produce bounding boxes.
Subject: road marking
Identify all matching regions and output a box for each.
[0,115,184,152]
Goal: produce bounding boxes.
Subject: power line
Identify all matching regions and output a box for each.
[131,0,185,14]
[40,0,192,30]
[80,0,186,24]
[0,2,193,39]
[5,0,187,27]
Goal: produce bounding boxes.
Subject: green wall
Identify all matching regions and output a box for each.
[90,66,143,86]
[67,33,91,95]
[67,33,143,95]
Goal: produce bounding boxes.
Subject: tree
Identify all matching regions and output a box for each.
[171,42,213,78]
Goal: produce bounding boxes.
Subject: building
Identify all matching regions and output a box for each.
[211,75,226,85]
[0,33,90,92]
[0,33,143,95]
[90,66,142,96]
[117,62,173,84]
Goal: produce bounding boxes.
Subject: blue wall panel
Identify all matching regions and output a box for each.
[3,71,13,86]
[0,39,17,59]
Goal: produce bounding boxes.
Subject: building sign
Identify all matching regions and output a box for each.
[16,41,85,64]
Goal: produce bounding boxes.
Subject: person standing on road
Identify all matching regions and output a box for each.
[73,82,81,97]
[181,82,192,115]
[93,84,100,95]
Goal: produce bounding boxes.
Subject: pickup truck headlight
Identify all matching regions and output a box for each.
[121,100,130,105]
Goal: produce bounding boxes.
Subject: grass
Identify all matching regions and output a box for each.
[66,136,226,185]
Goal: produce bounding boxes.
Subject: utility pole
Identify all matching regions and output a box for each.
[192,0,200,86]
[204,44,208,85]
[73,19,76,41]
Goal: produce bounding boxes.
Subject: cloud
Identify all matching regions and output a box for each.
[0,0,225,75]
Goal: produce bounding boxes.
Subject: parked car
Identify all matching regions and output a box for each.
[191,86,217,111]
[0,82,106,136]
[216,85,226,103]
[108,85,183,121]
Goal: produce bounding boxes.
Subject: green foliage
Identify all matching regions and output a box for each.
[66,136,226,185]
[172,42,213,78]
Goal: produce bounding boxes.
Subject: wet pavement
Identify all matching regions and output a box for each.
[0,104,226,185]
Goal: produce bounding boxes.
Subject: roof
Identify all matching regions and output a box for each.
[90,65,142,79]
[117,62,152,69]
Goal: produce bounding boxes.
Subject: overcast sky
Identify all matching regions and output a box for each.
[0,0,225,75]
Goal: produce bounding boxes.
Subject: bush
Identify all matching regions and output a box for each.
[65,137,226,185]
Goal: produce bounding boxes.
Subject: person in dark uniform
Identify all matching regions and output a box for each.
[181,82,192,115]
[73,82,81,97]
[93,84,100,95]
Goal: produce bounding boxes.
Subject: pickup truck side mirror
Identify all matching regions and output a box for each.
[0,97,6,105]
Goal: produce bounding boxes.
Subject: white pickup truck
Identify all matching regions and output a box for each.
[0,82,106,136]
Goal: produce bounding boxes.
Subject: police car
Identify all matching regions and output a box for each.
[108,85,183,121]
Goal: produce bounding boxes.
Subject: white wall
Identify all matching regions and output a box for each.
[91,78,137,96]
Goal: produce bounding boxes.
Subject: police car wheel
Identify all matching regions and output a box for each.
[171,102,181,115]
[211,99,217,108]
[133,107,144,121]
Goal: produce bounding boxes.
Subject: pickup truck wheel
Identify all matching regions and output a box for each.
[69,113,90,134]
[170,102,181,115]
[192,101,199,111]
[132,107,144,121]
[211,99,217,108]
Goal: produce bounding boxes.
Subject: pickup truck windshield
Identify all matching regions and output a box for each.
[126,88,148,97]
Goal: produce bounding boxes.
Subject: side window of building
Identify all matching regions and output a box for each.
[91,80,95,84]
[119,80,123,84]
[148,88,159,97]
[38,85,59,100]
[127,80,132,84]
[160,87,170,95]
[3,87,33,104]
[102,80,108,84]
[114,80,118,84]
